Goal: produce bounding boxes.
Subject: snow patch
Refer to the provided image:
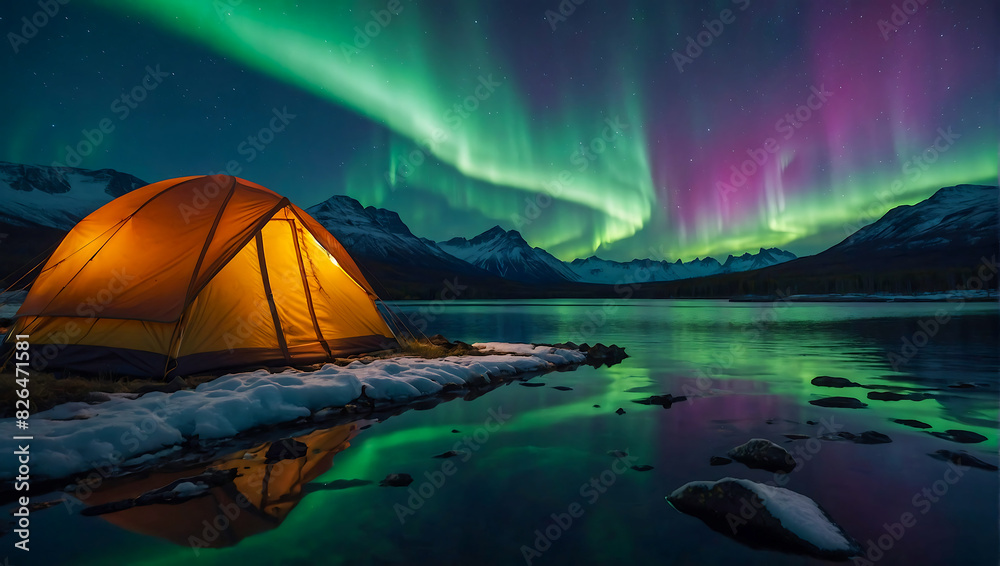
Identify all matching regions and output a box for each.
[0,343,585,481]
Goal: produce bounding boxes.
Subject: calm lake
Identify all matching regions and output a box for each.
[14,299,1000,566]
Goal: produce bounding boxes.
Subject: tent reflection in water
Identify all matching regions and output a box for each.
[7,174,398,377]
[80,423,365,548]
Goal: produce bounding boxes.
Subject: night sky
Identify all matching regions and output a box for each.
[2,0,996,261]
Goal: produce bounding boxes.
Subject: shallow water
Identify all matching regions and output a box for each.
[10,300,999,565]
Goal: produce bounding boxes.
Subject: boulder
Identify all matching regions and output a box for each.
[432,450,466,459]
[666,478,861,560]
[809,397,868,409]
[633,394,688,408]
[929,429,988,444]
[379,473,414,487]
[854,431,892,445]
[929,450,998,471]
[810,376,861,388]
[892,419,932,429]
[867,391,929,401]
[727,439,796,473]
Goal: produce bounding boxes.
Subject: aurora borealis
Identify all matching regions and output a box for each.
[2,0,996,261]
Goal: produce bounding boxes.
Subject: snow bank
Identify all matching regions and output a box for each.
[1,343,584,481]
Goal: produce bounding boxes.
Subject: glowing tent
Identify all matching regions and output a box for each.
[7,175,397,377]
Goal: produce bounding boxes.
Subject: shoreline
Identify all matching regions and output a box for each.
[0,343,604,490]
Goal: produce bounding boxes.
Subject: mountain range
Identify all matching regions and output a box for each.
[0,161,995,299]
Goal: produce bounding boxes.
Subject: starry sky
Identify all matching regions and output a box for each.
[2,0,996,261]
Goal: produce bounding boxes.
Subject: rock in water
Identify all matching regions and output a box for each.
[892,419,932,429]
[432,450,466,459]
[929,450,999,471]
[854,431,892,445]
[784,434,810,440]
[809,397,868,409]
[615,408,626,415]
[867,391,929,401]
[929,429,988,444]
[709,456,732,466]
[631,465,654,472]
[666,478,861,561]
[633,394,688,408]
[727,438,797,473]
[810,376,861,388]
[379,473,414,487]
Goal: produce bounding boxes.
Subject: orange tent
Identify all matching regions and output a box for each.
[7,175,397,376]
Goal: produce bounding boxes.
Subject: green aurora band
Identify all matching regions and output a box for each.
[89,0,995,261]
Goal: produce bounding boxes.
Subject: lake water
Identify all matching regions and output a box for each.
[13,300,999,565]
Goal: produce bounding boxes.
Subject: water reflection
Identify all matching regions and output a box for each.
[81,423,365,549]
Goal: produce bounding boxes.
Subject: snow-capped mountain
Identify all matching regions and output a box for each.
[720,248,798,273]
[437,226,580,283]
[566,256,720,284]
[833,184,998,252]
[0,161,147,229]
[565,248,796,284]
[304,195,473,270]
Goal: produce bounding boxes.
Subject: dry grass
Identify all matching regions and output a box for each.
[0,370,162,417]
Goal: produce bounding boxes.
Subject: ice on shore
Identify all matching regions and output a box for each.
[0,343,584,481]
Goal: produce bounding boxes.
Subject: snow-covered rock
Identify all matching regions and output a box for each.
[0,343,585,481]
[667,477,861,560]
